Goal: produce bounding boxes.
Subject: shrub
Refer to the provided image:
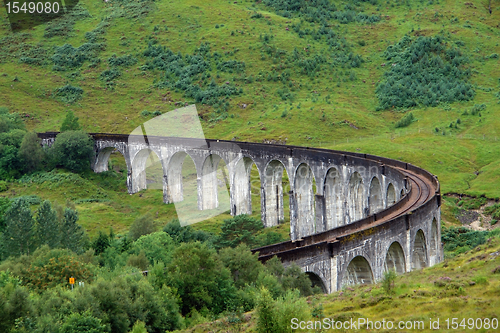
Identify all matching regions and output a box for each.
[0,180,8,192]
[108,54,137,67]
[382,269,397,294]
[53,84,84,104]
[395,112,414,128]
[376,35,474,110]
[129,213,156,241]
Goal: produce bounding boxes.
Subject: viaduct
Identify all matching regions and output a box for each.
[39,132,442,293]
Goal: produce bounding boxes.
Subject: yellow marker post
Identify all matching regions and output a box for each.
[69,277,75,291]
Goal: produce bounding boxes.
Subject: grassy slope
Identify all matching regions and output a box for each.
[0,0,499,235]
[176,234,500,333]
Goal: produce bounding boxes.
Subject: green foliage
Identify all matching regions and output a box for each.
[35,201,60,249]
[18,132,44,173]
[60,311,107,333]
[108,54,137,67]
[163,218,213,244]
[256,288,310,333]
[59,207,85,254]
[166,241,236,315]
[92,231,110,255]
[53,84,84,104]
[382,269,397,294]
[49,131,94,172]
[457,196,487,210]
[395,112,415,128]
[376,35,474,109]
[60,111,81,132]
[0,181,8,192]
[2,198,36,257]
[217,214,264,249]
[470,103,485,115]
[143,42,242,117]
[442,227,488,255]
[21,247,94,290]
[129,231,176,266]
[219,244,264,289]
[128,320,147,333]
[128,213,156,241]
[485,203,500,220]
[44,5,91,38]
[52,43,104,71]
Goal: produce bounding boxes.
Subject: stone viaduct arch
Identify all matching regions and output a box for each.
[38,132,442,293]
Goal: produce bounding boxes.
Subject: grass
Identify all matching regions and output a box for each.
[0,0,499,235]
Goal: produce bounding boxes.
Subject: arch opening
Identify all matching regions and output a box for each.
[306,272,327,294]
[369,177,383,215]
[342,256,374,288]
[232,157,260,216]
[201,154,230,211]
[384,242,406,274]
[429,219,439,266]
[400,188,405,199]
[386,183,396,208]
[412,229,428,270]
[264,160,290,227]
[165,151,197,204]
[131,149,163,193]
[295,163,315,238]
[347,172,365,223]
[324,168,343,229]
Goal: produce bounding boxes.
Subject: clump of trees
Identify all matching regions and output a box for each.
[376,35,474,110]
[0,212,318,332]
[395,112,415,128]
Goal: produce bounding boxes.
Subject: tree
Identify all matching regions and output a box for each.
[128,213,156,241]
[50,131,94,172]
[166,242,236,315]
[3,198,36,257]
[219,244,264,289]
[92,231,110,255]
[60,207,85,253]
[217,214,264,249]
[35,200,60,249]
[60,110,81,132]
[18,132,44,173]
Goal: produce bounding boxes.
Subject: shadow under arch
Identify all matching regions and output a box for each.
[412,229,428,270]
[386,183,396,208]
[384,241,406,274]
[342,256,374,288]
[94,147,129,173]
[201,153,230,211]
[347,172,365,223]
[324,167,343,229]
[294,162,315,238]
[369,176,383,215]
[131,148,163,193]
[263,159,289,227]
[306,272,327,294]
[232,156,261,216]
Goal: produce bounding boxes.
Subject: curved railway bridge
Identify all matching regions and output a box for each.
[39,132,442,293]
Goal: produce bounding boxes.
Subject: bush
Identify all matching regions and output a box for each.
[108,54,137,67]
[382,269,397,294]
[49,131,94,172]
[376,35,474,109]
[129,213,156,241]
[395,112,415,128]
[53,84,84,104]
[0,180,8,192]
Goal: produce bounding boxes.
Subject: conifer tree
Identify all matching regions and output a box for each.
[60,207,84,253]
[35,200,60,249]
[18,132,44,173]
[3,198,36,256]
[60,110,81,132]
